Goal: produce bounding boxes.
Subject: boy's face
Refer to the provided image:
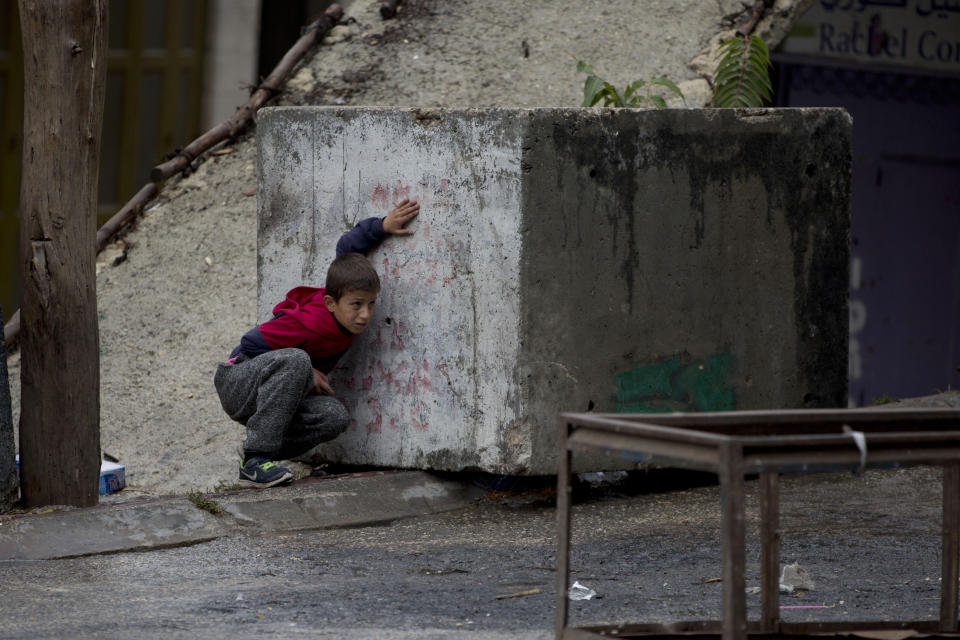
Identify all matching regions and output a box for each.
[325,289,378,334]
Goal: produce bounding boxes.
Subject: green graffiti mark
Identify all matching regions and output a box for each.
[615,352,735,413]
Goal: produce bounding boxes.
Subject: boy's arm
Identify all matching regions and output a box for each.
[336,217,385,256]
[336,198,420,256]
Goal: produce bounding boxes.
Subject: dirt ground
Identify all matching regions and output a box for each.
[5,0,948,499]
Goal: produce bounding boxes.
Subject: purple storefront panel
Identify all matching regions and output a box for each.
[778,63,960,405]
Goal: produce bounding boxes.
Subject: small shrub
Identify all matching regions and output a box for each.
[576,61,684,109]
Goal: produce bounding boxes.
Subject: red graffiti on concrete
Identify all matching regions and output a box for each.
[375,360,393,388]
[365,398,382,434]
[423,259,439,286]
[392,180,411,204]
[401,358,433,394]
[378,251,462,299]
[390,321,406,351]
[343,394,359,431]
[339,348,472,439]
[372,183,390,208]
[368,177,455,213]
[344,174,476,438]
[410,400,430,432]
[442,262,457,286]
[381,257,401,282]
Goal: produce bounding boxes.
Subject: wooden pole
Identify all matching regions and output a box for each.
[95,183,158,253]
[17,0,108,507]
[0,303,17,512]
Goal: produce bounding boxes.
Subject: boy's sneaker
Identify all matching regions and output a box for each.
[239,456,294,488]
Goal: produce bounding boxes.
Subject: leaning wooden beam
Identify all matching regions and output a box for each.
[150,3,343,182]
[736,0,772,37]
[4,4,344,349]
[95,183,158,253]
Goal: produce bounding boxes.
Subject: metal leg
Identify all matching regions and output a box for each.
[941,463,960,632]
[760,471,781,632]
[555,421,573,639]
[719,443,747,640]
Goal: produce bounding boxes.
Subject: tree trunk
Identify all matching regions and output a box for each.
[17,0,107,507]
[0,303,17,512]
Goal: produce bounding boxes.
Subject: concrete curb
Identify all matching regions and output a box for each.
[0,471,481,561]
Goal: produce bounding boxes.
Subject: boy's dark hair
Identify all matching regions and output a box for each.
[326,253,380,300]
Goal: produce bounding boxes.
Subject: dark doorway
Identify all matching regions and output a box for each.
[775,61,960,405]
[257,0,335,81]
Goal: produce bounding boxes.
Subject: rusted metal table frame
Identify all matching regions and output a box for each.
[555,408,960,640]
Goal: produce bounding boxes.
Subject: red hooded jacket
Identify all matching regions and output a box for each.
[233,286,355,373]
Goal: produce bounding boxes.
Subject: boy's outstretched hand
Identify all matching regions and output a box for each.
[382,198,420,235]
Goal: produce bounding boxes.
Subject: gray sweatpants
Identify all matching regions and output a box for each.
[213,348,349,460]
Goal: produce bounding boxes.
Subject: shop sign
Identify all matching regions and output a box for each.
[782,0,960,73]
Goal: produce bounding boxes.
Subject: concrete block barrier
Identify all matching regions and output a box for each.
[258,107,851,474]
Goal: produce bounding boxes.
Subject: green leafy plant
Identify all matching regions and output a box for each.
[713,34,773,108]
[576,61,684,109]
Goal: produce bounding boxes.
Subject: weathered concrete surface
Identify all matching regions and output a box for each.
[0,303,16,511]
[519,108,852,466]
[259,107,527,473]
[0,471,479,560]
[258,107,851,474]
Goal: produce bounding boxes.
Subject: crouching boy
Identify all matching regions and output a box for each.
[214,198,419,487]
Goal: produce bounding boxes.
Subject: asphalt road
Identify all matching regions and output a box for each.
[0,467,946,639]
